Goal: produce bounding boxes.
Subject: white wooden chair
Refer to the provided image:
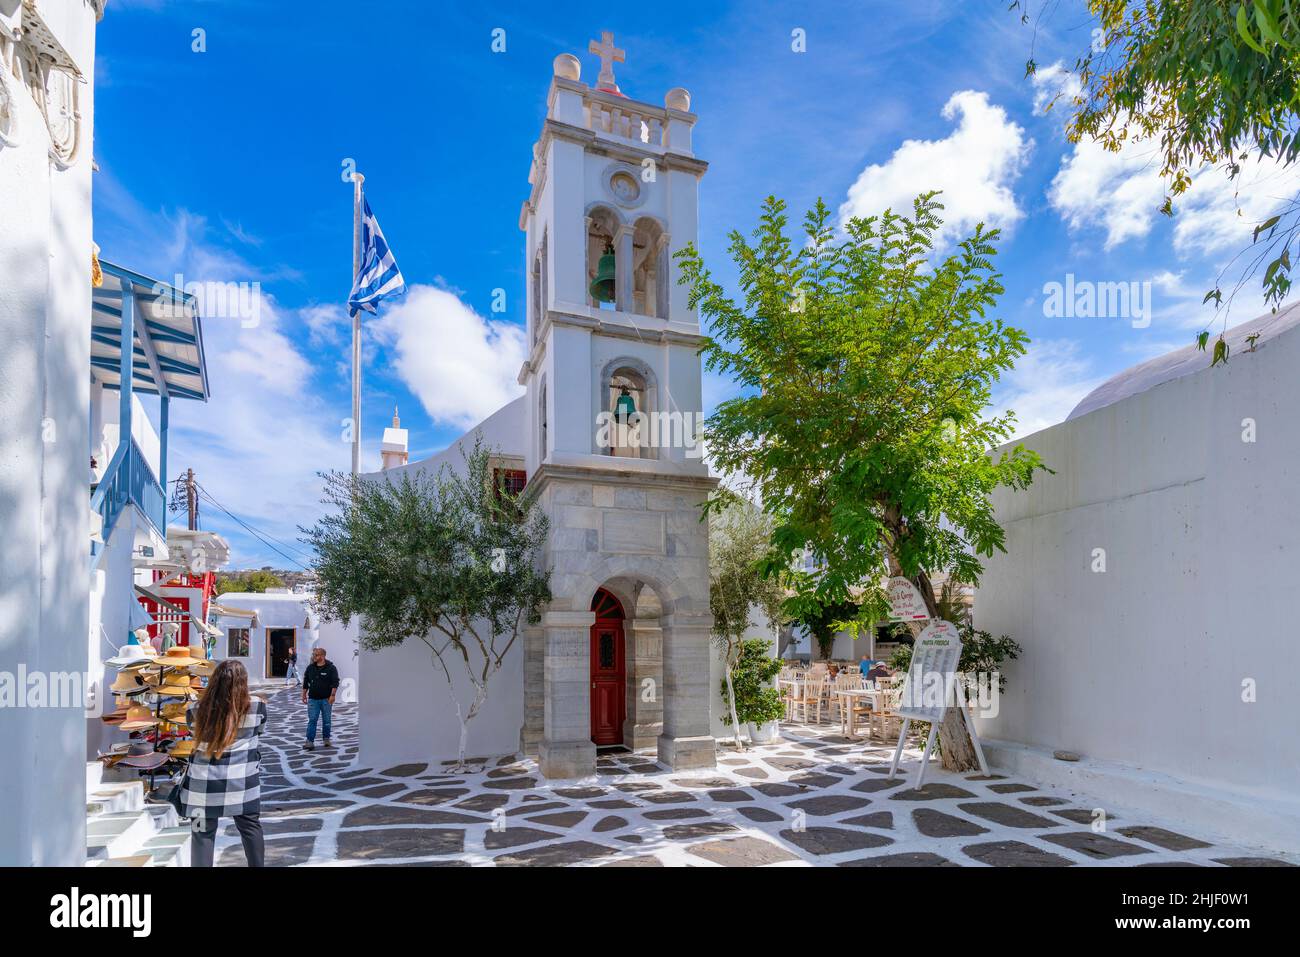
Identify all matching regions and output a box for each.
[869,676,905,740]
[795,677,827,724]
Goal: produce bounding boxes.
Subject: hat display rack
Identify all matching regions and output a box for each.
[99,627,214,794]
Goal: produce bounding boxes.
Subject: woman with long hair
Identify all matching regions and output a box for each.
[182,659,267,866]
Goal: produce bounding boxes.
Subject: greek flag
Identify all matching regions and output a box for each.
[348,198,406,316]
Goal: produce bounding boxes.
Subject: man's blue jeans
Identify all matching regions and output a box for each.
[306,698,332,742]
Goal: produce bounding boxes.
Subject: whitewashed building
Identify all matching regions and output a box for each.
[361,36,721,778]
[0,0,106,867]
[213,590,360,699]
[974,307,1300,852]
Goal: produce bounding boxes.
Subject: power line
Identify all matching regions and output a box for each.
[193,482,314,570]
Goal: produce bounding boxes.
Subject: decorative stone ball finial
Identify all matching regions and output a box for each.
[665,87,691,112]
[553,53,581,81]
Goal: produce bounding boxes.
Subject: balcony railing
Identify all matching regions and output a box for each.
[91,438,165,555]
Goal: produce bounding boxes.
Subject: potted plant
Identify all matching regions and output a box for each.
[721,638,785,744]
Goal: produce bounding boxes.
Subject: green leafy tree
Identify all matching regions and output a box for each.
[215,569,284,595]
[1017,0,1300,357]
[797,599,860,661]
[678,193,1046,770]
[709,499,787,748]
[303,440,551,768]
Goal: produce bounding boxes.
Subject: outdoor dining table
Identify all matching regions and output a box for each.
[835,687,886,738]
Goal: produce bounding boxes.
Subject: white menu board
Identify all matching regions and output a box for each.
[887,576,930,621]
[895,620,962,722]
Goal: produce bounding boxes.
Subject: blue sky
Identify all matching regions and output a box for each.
[91,0,1294,567]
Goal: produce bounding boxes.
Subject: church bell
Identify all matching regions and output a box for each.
[615,386,636,420]
[590,242,616,303]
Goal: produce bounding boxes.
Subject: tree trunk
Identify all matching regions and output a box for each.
[912,568,979,772]
[456,681,490,769]
[723,650,744,750]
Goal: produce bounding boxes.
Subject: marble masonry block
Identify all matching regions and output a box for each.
[601,511,665,554]
[658,734,717,771]
[557,504,601,530]
[551,484,593,506]
[539,739,597,779]
[613,488,646,509]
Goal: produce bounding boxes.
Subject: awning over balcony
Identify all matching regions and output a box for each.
[91,261,211,402]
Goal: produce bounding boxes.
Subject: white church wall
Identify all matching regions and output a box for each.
[355,400,530,766]
[359,631,525,767]
[0,0,101,866]
[975,321,1300,851]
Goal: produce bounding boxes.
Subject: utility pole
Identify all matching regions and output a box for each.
[185,467,198,530]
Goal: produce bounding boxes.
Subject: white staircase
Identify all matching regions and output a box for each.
[85,765,193,867]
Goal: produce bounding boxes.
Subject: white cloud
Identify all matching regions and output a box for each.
[992,339,1106,439]
[1172,155,1300,258]
[1048,137,1168,249]
[837,90,1031,246]
[1029,62,1082,117]
[1049,129,1300,255]
[373,285,526,431]
[302,302,348,348]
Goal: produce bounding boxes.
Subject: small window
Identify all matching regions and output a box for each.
[228,627,250,657]
[494,468,527,498]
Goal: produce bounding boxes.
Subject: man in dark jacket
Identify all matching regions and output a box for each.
[301,647,340,750]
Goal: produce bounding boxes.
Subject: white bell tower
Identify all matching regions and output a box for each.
[517,35,718,779]
[518,37,709,477]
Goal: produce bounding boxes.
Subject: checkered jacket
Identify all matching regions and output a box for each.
[181,699,267,819]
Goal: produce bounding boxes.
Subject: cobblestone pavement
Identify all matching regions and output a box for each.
[213,688,1298,867]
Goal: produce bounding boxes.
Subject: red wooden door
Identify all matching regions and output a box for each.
[589,589,626,746]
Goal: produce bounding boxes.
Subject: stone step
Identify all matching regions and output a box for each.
[141,824,192,867]
[87,854,152,868]
[86,803,179,862]
[86,780,146,817]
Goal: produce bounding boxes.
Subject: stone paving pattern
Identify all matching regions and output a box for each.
[213,689,1299,867]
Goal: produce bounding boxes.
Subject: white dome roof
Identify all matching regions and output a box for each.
[1067,303,1300,421]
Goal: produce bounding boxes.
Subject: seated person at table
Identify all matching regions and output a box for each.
[858,655,875,676]
[867,661,893,680]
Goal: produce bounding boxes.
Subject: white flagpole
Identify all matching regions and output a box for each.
[350,172,365,475]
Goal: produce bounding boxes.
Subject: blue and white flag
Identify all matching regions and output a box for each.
[348,197,407,316]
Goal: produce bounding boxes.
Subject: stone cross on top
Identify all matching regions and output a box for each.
[588,30,625,93]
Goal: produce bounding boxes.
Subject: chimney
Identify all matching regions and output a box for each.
[380,407,409,470]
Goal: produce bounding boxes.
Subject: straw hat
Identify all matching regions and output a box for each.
[118,705,159,731]
[168,739,196,759]
[105,639,159,668]
[100,706,129,725]
[146,670,194,694]
[159,646,202,668]
[108,671,148,694]
[118,740,170,769]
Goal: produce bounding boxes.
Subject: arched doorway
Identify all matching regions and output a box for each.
[589,588,626,746]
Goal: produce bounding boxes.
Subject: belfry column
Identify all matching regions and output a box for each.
[538,610,598,778]
[614,224,635,313]
[623,618,664,750]
[657,612,717,769]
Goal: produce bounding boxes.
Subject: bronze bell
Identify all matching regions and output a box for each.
[589,242,616,303]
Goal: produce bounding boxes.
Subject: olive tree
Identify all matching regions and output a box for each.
[304,439,551,768]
